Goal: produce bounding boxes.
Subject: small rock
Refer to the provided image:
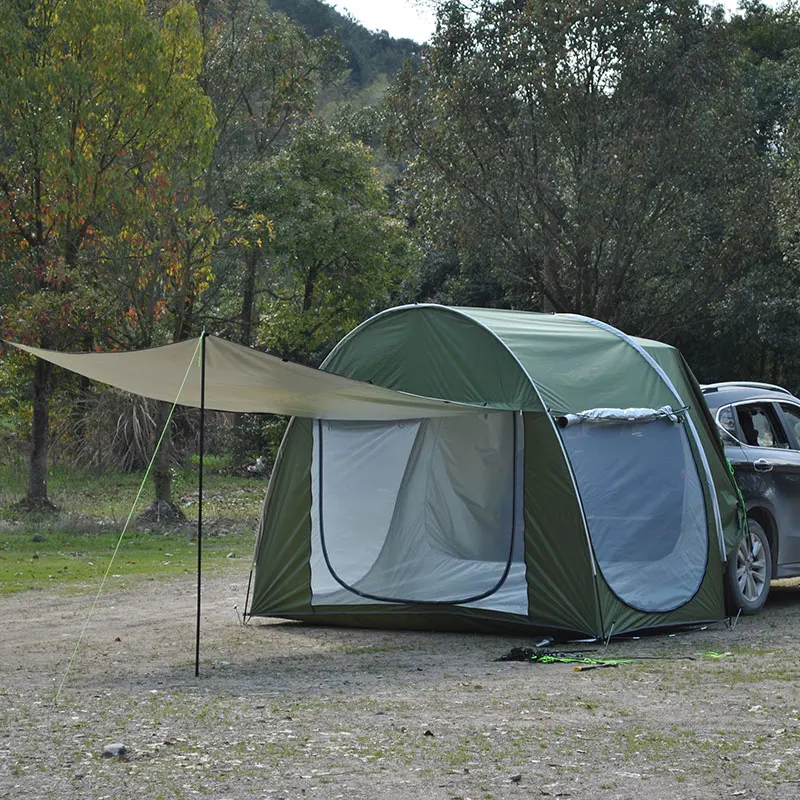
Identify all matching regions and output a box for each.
[511,774,522,783]
[102,743,126,758]
[32,533,46,542]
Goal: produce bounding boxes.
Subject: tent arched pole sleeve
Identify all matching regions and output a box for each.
[3,336,496,421]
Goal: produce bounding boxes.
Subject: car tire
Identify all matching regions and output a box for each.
[725,517,772,615]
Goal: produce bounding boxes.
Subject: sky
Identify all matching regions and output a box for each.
[330,0,786,44]
[331,0,437,42]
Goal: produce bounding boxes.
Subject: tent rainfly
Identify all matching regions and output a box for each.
[248,305,743,639]
[8,305,744,641]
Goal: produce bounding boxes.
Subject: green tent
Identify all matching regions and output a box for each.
[6,304,744,641]
[248,305,743,639]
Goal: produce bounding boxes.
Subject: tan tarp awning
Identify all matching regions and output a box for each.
[4,336,489,420]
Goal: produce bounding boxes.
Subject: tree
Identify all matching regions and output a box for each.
[235,119,419,363]
[729,0,800,152]
[192,0,343,347]
[677,1,800,388]
[0,0,216,507]
[387,0,772,339]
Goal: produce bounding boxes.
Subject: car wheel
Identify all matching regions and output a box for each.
[725,518,772,615]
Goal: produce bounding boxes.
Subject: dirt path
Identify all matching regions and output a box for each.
[3,566,800,799]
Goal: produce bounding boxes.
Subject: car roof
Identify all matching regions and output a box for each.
[701,382,798,410]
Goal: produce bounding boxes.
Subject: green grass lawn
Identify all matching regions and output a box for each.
[0,461,266,594]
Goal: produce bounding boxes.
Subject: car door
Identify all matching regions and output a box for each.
[771,402,800,571]
[735,401,800,571]
[715,401,762,518]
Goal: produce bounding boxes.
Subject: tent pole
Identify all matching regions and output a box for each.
[195,331,207,678]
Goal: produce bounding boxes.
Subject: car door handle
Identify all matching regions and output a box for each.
[754,458,773,472]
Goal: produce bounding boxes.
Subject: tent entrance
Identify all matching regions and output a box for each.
[310,412,523,606]
[560,417,709,612]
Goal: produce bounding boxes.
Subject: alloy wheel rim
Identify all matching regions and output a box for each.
[736,530,767,603]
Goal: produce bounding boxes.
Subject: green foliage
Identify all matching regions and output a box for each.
[0,0,216,345]
[197,0,344,349]
[226,413,288,470]
[732,1,800,64]
[267,0,422,86]
[236,119,419,362]
[0,350,31,436]
[677,0,800,387]
[388,0,794,378]
[202,0,342,173]
[0,0,218,502]
[401,245,519,310]
[323,76,391,147]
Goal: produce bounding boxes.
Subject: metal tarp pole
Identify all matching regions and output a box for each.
[195,332,206,678]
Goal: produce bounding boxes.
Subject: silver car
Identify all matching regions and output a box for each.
[702,381,800,614]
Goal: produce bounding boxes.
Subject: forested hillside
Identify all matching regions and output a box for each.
[2,0,800,510]
[268,0,421,86]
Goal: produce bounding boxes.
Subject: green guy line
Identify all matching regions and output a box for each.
[54,335,204,705]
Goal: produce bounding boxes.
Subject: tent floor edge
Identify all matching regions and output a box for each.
[245,609,598,640]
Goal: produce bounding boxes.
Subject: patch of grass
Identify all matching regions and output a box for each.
[614,724,750,768]
[0,525,255,593]
[0,462,265,519]
[0,466,265,593]
[187,453,232,472]
[580,699,600,714]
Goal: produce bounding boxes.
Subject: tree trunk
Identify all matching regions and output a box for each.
[240,248,260,348]
[302,263,320,313]
[136,400,186,526]
[152,401,173,505]
[26,357,55,509]
[232,250,261,441]
[137,295,195,527]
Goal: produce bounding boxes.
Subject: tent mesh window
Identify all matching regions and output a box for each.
[310,413,522,605]
[560,419,708,613]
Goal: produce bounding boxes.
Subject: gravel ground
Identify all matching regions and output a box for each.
[2,565,800,800]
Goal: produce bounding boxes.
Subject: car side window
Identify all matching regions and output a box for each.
[717,405,737,438]
[780,403,800,448]
[736,404,788,449]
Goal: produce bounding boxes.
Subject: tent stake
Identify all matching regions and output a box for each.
[195,331,207,678]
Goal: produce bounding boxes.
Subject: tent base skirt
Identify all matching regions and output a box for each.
[246,608,727,642]
[246,607,596,639]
